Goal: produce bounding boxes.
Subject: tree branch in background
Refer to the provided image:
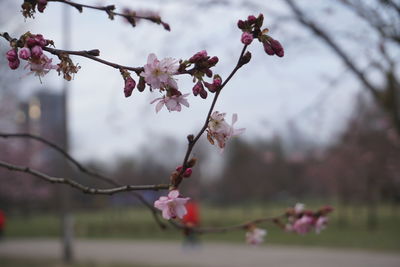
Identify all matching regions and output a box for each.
[0,132,169,229]
[285,0,400,135]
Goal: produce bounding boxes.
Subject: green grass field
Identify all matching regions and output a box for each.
[4,203,400,251]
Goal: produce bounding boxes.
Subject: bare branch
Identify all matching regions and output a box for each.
[46,0,170,31]
[43,46,144,75]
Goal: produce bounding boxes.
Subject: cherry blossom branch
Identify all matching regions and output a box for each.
[172,45,249,189]
[24,0,170,30]
[0,159,169,194]
[0,32,144,75]
[43,46,144,75]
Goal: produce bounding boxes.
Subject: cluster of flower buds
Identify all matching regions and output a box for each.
[5,33,58,80]
[21,0,48,18]
[237,14,284,57]
[207,111,245,152]
[179,50,220,100]
[282,203,333,235]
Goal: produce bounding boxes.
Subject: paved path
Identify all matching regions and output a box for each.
[1,239,400,267]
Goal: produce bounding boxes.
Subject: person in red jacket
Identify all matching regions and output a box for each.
[0,209,5,239]
[182,200,200,248]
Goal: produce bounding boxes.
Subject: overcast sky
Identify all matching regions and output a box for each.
[3,0,372,164]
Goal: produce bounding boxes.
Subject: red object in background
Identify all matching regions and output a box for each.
[0,210,5,229]
[182,201,200,226]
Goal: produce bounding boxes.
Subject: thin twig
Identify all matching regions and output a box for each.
[43,47,144,75]
[47,0,170,31]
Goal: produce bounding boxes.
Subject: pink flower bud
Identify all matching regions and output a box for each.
[205,69,213,78]
[237,19,245,29]
[192,81,203,96]
[270,39,284,57]
[26,37,37,48]
[31,45,43,58]
[247,15,257,24]
[207,56,219,66]
[34,34,47,47]
[263,42,275,55]
[19,47,31,60]
[204,82,217,93]
[183,168,192,178]
[175,165,183,172]
[124,77,136,97]
[199,89,208,99]
[213,77,222,87]
[38,0,48,13]
[189,50,208,63]
[6,49,18,61]
[241,32,253,45]
[8,58,20,70]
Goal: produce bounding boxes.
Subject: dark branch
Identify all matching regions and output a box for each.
[47,0,170,31]
[0,160,169,194]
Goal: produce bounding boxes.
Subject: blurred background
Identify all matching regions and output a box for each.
[0,0,399,266]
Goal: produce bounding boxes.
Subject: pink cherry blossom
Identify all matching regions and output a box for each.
[151,93,190,113]
[154,190,190,220]
[25,54,57,79]
[246,228,267,245]
[292,215,314,235]
[207,111,245,151]
[140,53,179,89]
[31,45,43,58]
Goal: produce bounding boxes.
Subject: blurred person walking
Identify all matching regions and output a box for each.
[182,199,201,249]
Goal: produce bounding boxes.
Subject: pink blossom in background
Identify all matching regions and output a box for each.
[140,53,179,89]
[151,93,189,113]
[294,203,305,214]
[292,215,314,235]
[246,228,267,245]
[315,216,328,234]
[207,111,245,151]
[154,190,190,220]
